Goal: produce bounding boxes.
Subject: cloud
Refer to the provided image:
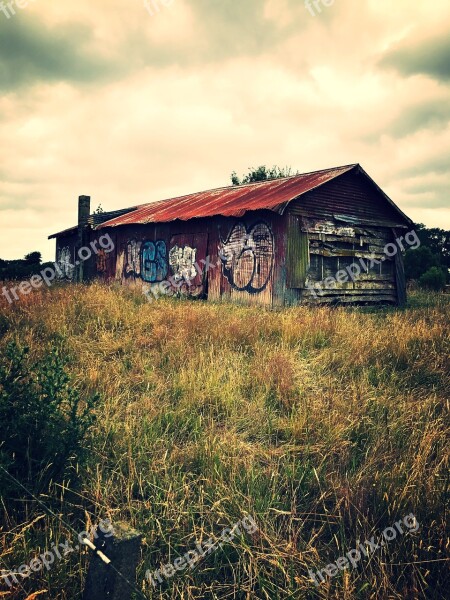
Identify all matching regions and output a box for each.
[0,16,118,92]
[132,0,310,70]
[396,153,450,178]
[403,183,449,209]
[385,98,450,138]
[380,30,450,82]
[1,0,450,262]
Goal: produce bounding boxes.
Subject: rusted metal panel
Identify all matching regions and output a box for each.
[94,164,411,230]
[96,165,358,228]
[220,222,274,292]
[88,208,137,228]
[286,214,309,288]
[206,222,224,302]
[169,232,208,297]
[48,209,137,240]
[49,226,78,240]
[217,216,276,306]
[270,214,289,307]
[101,213,278,306]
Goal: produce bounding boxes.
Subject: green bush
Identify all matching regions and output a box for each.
[418,267,447,291]
[0,341,99,496]
[404,246,440,281]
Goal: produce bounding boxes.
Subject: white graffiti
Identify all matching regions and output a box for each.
[220,222,274,293]
[57,246,75,280]
[169,245,197,282]
[125,240,142,277]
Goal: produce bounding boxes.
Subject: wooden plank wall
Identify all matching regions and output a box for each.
[299,218,398,304]
[284,168,409,305]
[288,169,406,226]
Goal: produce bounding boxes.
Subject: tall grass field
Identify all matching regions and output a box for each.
[0,284,448,599]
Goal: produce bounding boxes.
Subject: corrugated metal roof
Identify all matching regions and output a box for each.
[96,164,358,229]
[48,207,137,239]
[88,207,138,227]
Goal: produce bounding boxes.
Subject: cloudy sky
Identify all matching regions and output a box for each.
[0,0,449,260]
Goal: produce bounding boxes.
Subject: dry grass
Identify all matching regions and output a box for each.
[0,283,449,599]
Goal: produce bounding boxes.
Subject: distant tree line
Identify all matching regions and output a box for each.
[404,224,449,290]
[0,252,54,281]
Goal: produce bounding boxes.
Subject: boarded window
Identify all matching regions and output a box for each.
[309,254,321,280]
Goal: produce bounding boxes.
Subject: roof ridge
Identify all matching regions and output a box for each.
[132,163,359,210]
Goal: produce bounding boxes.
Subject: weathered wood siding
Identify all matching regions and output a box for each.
[284,170,407,305]
[302,219,397,304]
[288,169,406,227]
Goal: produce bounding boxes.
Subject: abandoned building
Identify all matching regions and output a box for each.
[49,164,413,306]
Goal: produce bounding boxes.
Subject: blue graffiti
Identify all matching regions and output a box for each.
[141,240,168,283]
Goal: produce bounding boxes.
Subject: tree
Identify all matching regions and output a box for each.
[404,224,449,285]
[419,267,446,291]
[404,246,439,281]
[231,165,298,186]
[24,251,42,265]
[0,252,44,279]
[414,224,450,270]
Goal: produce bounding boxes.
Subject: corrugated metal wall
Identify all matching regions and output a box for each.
[102,212,284,307]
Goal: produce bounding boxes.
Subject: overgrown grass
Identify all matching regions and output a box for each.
[0,284,449,599]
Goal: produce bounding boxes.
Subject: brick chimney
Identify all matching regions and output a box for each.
[77,195,91,282]
[78,195,91,228]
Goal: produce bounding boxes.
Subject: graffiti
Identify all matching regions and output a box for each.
[167,233,209,298]
[96,249,107,273]
[57,246,75,280]
[124,240,142,277]
[169,245,197,283]
[122,236,209,296]
[124,239,168,282]
[220,222,274,293]
[142,240,168,283]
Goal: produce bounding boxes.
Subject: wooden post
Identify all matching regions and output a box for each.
[83,522,143,600]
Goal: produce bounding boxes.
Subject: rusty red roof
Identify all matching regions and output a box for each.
[96,164,360,228]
